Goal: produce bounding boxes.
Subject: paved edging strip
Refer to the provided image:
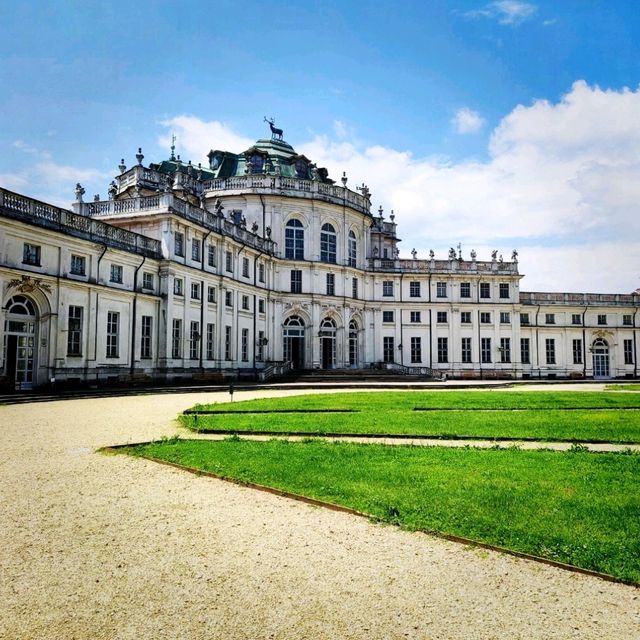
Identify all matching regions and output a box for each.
[101,441,640,590]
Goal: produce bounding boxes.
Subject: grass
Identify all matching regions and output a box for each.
[122,438,640,584]
[180,390,640,443]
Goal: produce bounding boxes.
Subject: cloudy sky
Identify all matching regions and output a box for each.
[2,1,640,293]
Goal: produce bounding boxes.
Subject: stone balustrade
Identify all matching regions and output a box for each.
[367,257,519,275]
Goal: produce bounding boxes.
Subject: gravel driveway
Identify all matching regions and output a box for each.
[1,389,638,640]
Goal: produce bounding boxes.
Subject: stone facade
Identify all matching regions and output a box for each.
[1,133,638,390]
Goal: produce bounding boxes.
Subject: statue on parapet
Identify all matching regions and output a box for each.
[264,117,283,141]
[512,249,518,261]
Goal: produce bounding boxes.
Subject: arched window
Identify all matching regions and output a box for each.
[285,219,304,260]
[320,223,337,264]
[319,317,336,369]
[348,230,357,267]
[6,295,36,316]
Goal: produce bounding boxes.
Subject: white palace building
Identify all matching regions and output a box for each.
[1,124,638,390]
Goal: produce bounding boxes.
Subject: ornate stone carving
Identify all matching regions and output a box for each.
[7,275,52,294]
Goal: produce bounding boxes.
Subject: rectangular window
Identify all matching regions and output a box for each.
[545,338,556,364]
[208,244,216,268]
[460,282,471,298]
[572,313,582,325]
[172,319,182,359]
[106,311,119,358]
[110,264,123,283]
[225,326,232,360]
[67,306,83,356]
[480,283,490,299]
[225,291,233,308]
[70,254,86,276]
[174,232,184,257]
[382,310,394,323]
[291,270,302,294]
[241,328,249,362]
[545,313,555,325]
[461,311,472,324]
[500,337,511,363]
[436,282,447,298]
[481,337,492,363]
[480,312,492,324]
[142,272,154,290]
[461,337,472,363]
[242,295,250,310]
[207,286,216,303]
[258,262,265,283]
[192,238,201,262]
[437,311,447,323]
[190,322,200,360]
[499,283,510,299]
[326,273,335,296]
[597,314,607,325]
[437,337,448,363]
[383,336,395,363]
[191,282,201,300]
[382,281,394,297]
[258,298,265,314]
[573,339,582,365]
[206,323,215,360]
[623,314,633,326]
[242,257,250,278]
[410,337,422,363]
[410,281,421,298]
[225,251,233,273]
[23,243,41,266]
[500,312,510,324]
[352,277,358,299]
[624,339,634,365]
[520,338,530,364]
[174,278,183,296]
[410,311,421,323]
[520,313,530,325]
[257,330,265,361]
[141,315,152,359]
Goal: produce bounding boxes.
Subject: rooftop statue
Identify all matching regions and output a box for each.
[264,117,283,141]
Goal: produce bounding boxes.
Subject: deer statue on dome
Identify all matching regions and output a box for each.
[264,117,283,140]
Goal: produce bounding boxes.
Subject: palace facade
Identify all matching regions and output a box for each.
[1,129,638,390]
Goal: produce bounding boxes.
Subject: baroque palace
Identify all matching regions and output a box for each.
[1,123,638,390]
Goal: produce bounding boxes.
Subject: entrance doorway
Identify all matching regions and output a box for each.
[348,319,359,367]
[592,338,610,379]
[4,296,37,390]
[283,316,305,369]
[319,318,336,369]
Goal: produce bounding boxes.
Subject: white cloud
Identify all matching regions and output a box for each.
[158,115,253,161]
[466,1,537,25]
[156,82,640,292]
[451,107,485,134]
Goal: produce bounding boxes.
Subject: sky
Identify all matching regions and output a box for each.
[1,0,640,293]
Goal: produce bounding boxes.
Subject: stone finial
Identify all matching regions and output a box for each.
[341,171,348,187]
[429,249,435,259]
[136,147,144,165]
[118,159,126,174]
[93,194,100,202]
[411,248,417,260]
[378,205,384,219]
[390,210,395,222]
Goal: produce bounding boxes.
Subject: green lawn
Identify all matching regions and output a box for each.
[180,391,640,443]
[122,438,640,584]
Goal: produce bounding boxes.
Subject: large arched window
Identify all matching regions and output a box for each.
[320,223,337,264]
[348,230,357,267]
[285,219,304,260]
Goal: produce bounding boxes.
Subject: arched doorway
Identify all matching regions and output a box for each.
[348,319,359,367]
[319,318,336,369]
[592,338,610,379]
[4,295,38,390]
[283,316,305,369]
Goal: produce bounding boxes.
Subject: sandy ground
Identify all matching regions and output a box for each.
[1,387,639,640]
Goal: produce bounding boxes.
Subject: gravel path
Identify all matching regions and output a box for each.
[1,389,638,640]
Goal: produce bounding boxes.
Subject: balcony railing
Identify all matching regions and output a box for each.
[202,174,371,216]
[0,188,162,259]
[81,193,277,255]
[367,257,520,274]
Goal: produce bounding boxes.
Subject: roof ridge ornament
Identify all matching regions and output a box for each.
[264,116,283,141]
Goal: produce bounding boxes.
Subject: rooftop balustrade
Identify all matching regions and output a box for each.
[367,257,520,275]
[520,291,639,307]
[0,188,162,259]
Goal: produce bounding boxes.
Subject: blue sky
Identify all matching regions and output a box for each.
[2,1,640,292]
